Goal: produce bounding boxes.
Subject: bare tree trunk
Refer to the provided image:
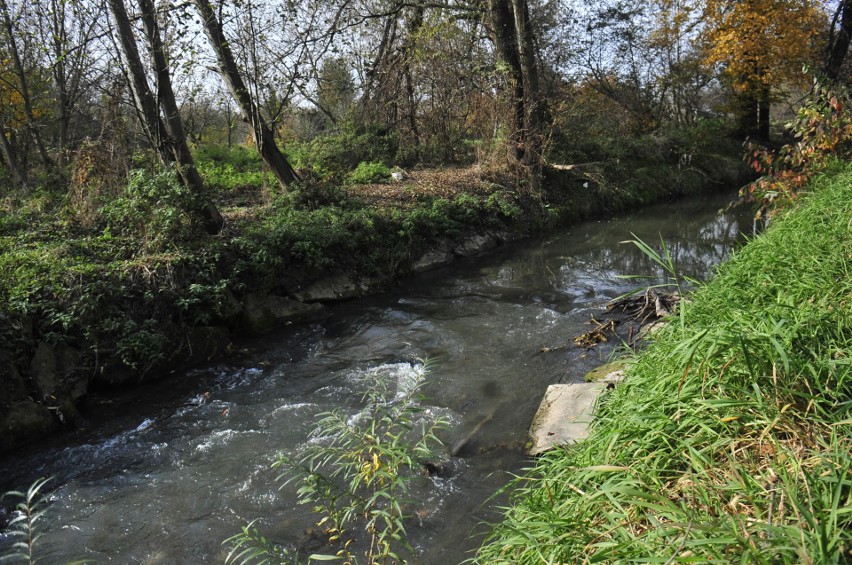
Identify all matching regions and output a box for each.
[109,0,223,234]
[402,6,423,154]
[488,0,542,171]
[825,0,852,81]
[0,118,26,188]
[192,0,299,188]
[488,0,524,164]
[137,0,223,233]
[511,0,543,168]
[757,86,770,141]
[44,0,98,168]
[108,0,167,160]
[359,4,400,117]
[736,90,759,139]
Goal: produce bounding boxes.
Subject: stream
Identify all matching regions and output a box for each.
[0,191,751,564]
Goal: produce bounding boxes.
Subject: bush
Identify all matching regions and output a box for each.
[287,126,398,181]
[346,161,392,185]
[100,168,205,252]
[194,145,274,193]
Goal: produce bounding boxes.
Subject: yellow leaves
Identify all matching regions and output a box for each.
[703,0,824,94]
[359,451,382,479]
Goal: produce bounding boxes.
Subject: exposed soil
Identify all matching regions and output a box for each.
[345,166,514,210]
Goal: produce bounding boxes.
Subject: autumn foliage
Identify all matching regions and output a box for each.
[743,77,852,217]
[703,0,824,95]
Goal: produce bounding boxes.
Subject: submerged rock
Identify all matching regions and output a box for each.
[239,293,327,335]
[293,274,381,302]
[584,359,631,383]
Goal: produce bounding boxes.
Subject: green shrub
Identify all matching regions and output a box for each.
[100,168,204,252]
[346,161,392,185]
[287,126,398,181]
[194,144,264,171]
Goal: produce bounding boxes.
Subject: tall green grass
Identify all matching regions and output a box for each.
[476,163,852,563]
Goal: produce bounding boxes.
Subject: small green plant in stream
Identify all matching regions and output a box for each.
[224,367,447,564]
[1,478,52,565]
[1,478,87,565]
[618,234,700,329]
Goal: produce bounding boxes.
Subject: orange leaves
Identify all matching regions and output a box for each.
[702,0,824,95]
[741,78,852,217]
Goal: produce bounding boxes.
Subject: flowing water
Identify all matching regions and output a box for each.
[0,191,751,564]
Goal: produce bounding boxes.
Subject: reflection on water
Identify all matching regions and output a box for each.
[0,191,750,564]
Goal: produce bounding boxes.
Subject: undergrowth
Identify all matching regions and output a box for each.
[476,163,852,563]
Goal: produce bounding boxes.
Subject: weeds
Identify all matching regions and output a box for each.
[476,164,852,563]
[224,366,447,564]
[743,76,852,219]
[1,478,50,564]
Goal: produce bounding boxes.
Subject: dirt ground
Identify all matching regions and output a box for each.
[344,166,514,209]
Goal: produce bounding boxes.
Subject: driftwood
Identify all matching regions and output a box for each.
[606,288,680,325]
[570,288,680,350]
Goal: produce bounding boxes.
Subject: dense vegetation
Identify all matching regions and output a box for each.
[2,0,852,561]
[1,0,851,534]
[476,139,852,563]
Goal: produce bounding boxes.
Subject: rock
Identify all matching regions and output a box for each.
[584,359,631,383]
[391,170,408,182]
[239,293,327,335]
[293,274,379,302]
[1,401,59,452]
[54,397,85,429]
[94,359,140,387]
[452,233,498,257]
[527,383,606,456]
[411,248,454,272]
[423,460,454,478]
[29,342,82,400]
[218,289,244,324]
[0,350,27,405]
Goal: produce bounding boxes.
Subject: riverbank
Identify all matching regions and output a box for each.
[0,136,747,453]
[476,160,852,563]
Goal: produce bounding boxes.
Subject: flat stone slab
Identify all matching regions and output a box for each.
[527,383,607,455]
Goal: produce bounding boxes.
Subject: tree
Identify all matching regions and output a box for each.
[108,0,224,233]
[191,0,299,188]
[0,0,53,171]
[316,56,356,127]
[36,0,103,167]
[825,0,852,81]
[703,0,824,140]
[486,0,545,179]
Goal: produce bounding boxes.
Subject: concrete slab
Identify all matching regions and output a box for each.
[527,383,607,455]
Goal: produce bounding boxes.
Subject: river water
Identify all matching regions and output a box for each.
[0,191,750,564]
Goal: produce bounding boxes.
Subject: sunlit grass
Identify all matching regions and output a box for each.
[476,162,852,563]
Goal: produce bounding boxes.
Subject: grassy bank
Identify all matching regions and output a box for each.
[476,162,852,563]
